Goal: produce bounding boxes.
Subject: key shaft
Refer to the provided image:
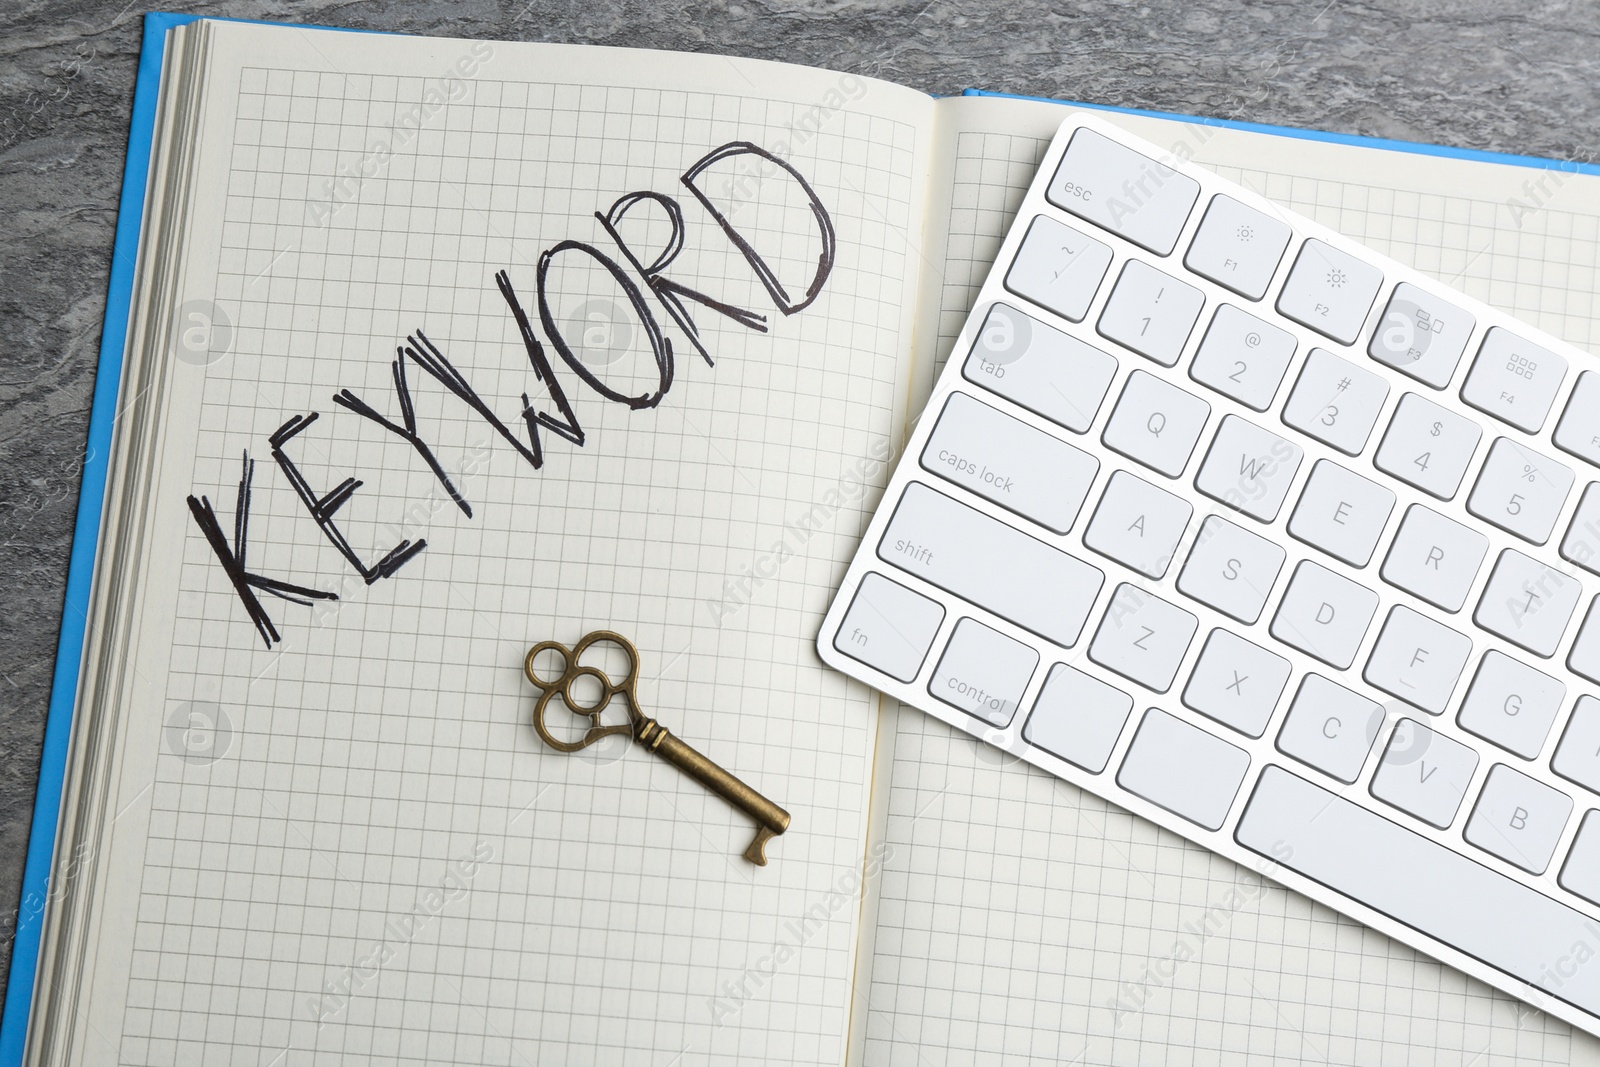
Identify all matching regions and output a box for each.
[637,718,790,864]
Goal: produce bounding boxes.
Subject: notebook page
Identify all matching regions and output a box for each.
[850,93,1600,1067]
[56,24,936,1066]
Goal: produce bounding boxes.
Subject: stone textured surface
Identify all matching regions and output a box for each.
[2,0,1598,1008]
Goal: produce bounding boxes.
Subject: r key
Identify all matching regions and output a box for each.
[1368,282,1475,388]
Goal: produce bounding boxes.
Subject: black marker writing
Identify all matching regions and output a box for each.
[681,142,837,315]
[186,453,338,648]
[596,190,769,369]
[269,412,427,584]
[188,139,840,649]
[538,238,673,410]
[334,352,472,517]
[494,272,585,455]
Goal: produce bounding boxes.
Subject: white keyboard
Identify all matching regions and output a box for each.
[817,114,1600,1035]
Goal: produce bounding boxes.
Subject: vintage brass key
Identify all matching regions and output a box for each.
[523,630,791,864]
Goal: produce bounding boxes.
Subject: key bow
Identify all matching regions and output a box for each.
[523,630,640,753]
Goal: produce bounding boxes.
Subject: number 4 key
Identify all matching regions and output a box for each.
[1376,393,1482,500]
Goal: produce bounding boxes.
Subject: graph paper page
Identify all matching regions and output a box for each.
[64,23,936,1066]
[849,93,1600,1067]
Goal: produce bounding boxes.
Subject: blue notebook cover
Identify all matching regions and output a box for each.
[2,18,1593,1061]
[0,12,195,1061]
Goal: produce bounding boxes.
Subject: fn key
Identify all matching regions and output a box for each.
[833,572,945,682]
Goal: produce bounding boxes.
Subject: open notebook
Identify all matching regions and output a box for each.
[11,13,1600,1065]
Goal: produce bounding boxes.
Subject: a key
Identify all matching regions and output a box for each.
[1184,194,1293,300]
[1464,764,1572,874]
[1194,415,1303,522]
[921,392,1099,534]
[1474,549,1583,657]
[524,630,792,865]
[1176,515,1285,624]
[1456,651,1564,760]
[1362,605,1472,715]
[1088,584,1198,693]
[1287,460,1395,567]
[1553,695,1600,793]
[1101,370,1211,477]
[1560,483,1600,576]
[1276,238,1384,345]
[1369,718,1479,829]
[1380,504,1488,613]
[1047,127,1200,255]
[1188,304,1297,411]
[1462,327,1568,434]
[1281,348,1390,455]
[1024,664,1134,774]
[1561,811,1600,906]
[1083,470,1193,579]
[1275,673,1382,784]
[1554,371,1600,467]
[1567,600,1600,685]
[833,572,945,683]
[1367,282,1475,388]
[1004,215,1114,323]
[1467,437,1574,545]
[929,617,1039,727]
[1182,629,1291,738]
[1096,260,1205,367]
[879,483,1104,646]
[1270,559,1378,670]
[1374,392,1482,500]
[1116,709,1250,831]
[962,302,1118,434]
[1239,767,1600,1017]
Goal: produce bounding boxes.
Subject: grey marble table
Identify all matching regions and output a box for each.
[2,0,1598,1010]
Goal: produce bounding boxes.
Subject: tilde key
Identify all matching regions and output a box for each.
[523,630,791,864]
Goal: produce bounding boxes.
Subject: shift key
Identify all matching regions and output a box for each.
[879,483,1105,647]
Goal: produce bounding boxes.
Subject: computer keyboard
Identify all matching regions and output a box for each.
[816,114,1600,1035]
